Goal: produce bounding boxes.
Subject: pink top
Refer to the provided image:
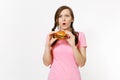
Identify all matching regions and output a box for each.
[48,32,87,80]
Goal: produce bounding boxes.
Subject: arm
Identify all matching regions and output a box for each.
[72,46,86,67]
[65,31,87,67]
[43,45,52,66]
[42,32,57,67]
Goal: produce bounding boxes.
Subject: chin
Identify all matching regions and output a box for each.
[61,27,69,30]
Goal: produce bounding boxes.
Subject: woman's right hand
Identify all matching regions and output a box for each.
[45,31,58,47]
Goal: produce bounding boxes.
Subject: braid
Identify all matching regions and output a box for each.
[70,23,78,45]
[52,23,57,31]
[51,23,58,46]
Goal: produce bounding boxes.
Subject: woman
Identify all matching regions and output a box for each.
[43,5,87,80]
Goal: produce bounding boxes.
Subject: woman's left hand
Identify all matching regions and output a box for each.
[65,31,76,46]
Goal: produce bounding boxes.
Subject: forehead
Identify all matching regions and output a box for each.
[60,9,71,14]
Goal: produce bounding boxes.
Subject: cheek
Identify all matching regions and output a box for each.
[66,20,72,24]
[58,20,63,25]
[58,18,62,22]
[67,18,73,22]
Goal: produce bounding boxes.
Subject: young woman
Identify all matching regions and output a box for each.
[43,5,87,80]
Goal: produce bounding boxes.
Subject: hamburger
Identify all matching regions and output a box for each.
[53,30,68,39]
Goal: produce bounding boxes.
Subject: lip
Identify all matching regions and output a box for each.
[62,23,66,25]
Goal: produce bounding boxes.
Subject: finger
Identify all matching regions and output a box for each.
[52,37,58,41]
[50,37,58,45]
[65,31,74,39]
[49,31,59,38]
[50,31,58,34]
[65,31,73,36]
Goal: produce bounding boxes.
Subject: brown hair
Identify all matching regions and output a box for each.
[51,5,78,45]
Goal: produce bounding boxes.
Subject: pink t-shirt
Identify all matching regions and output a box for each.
[48,32,87,80]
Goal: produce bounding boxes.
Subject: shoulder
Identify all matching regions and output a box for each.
[76,31,86,41]
[76,31,87,47]
[76,31,85,37]
[78,31,84,34]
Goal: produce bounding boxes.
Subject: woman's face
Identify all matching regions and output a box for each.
[58,9,73,31]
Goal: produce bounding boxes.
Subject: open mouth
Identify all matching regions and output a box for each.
[63,23,66,25]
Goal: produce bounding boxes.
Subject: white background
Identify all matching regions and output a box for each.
[0,0,120,80]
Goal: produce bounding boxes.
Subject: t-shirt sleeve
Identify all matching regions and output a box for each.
[77,32,87,48]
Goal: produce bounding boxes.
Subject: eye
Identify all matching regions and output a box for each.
[65,15,70,17]
[59,15,62,18]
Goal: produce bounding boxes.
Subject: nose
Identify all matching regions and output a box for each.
[62,16,66,21]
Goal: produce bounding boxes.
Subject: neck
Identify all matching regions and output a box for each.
[60,27,72,32]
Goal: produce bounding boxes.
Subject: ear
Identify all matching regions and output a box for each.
[71,19,74,22]
[71,20,73,23]
[56,20,59,26]
[56,19,58,22]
